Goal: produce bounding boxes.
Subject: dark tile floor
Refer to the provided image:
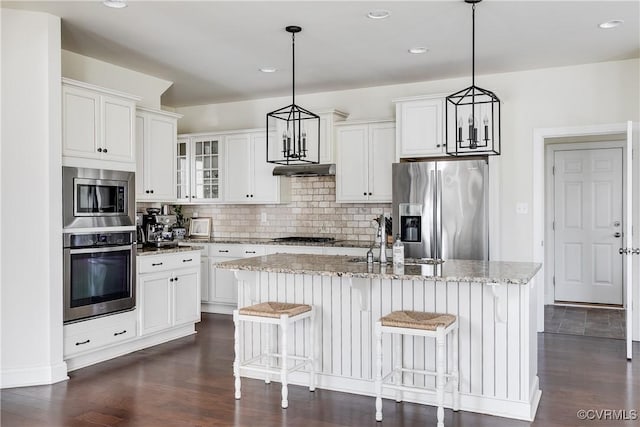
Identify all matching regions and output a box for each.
[545,304,625,339]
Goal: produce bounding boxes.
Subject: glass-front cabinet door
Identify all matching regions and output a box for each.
[176,135,223,203]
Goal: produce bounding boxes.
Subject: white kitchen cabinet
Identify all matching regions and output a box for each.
[63,309,137,358]
[62,78,139,165]
[203,244,266,314]
[138,251,201,336]
[136,107,182,201]
[176,134,224,203]
[335,120,395,203]
[394,95,445,159]
[224,131,290,203]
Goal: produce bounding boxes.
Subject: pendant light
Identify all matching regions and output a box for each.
[266,26,320,165]
[446,0,501,156]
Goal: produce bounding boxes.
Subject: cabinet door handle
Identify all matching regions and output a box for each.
[218,250,229,253]
[103,148,108,153]
[174,277,179,282]
[152,262,163,266]
[75,339,90,346]
[150,190,154,194]
[146,190,150,194]
[436,144,441,148]
[97,148,103,153]
[368,192,372,196]
[363,192,367,196]
[113,330,127,336]
[246,194,249,198]
[250,194,254,198]
[182,258,193,262]
[169,278,174,282]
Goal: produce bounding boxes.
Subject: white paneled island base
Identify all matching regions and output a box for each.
[221,255,541,422]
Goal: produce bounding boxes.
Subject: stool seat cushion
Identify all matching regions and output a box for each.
[239,301,311,318]
[380,310,456,331]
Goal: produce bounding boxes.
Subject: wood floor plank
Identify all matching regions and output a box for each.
[1,313,638,426]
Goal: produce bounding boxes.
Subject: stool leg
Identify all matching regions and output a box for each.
[264,324,272,384]
[436,327,445,427]
[393,333,402,402]
[309,308,316,392]
[375,321,383,422]
[233,310,241,400]
[280,314,289,409]
[452,326,460,412]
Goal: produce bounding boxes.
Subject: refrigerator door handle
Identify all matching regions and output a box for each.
[430,169,437,259]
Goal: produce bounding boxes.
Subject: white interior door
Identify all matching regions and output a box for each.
[554,148,623,304]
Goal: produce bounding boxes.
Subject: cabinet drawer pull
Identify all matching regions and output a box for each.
[218,250,229,253]
[152,262,163,266]
[245,251,256,254]
[75,339,90,346]
[113,330,127,336]
[182,258,193,262]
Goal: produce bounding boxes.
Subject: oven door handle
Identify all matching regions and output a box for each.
[68,245,133,255]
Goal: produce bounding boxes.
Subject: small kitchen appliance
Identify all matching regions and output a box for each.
[142,210,178,248]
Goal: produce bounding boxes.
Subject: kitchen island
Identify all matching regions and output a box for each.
[217,254,542,422]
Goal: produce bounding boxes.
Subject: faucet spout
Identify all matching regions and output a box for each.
[378,214,387,264]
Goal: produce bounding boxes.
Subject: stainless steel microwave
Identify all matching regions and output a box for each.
[63,167,135,229]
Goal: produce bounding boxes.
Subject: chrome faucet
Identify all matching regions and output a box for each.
[377,214,387,264]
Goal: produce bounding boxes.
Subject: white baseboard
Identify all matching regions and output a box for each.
[1,361,68,389]
[201,301,235,315]
[239,369,541,422]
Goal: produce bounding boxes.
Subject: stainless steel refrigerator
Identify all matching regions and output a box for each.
[392,158,489,260]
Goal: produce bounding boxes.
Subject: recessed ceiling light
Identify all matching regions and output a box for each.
[599,19,624,29]
[408,47,428,54]
[367,9,390,20]
[259,67,277,73]
[103,0,127,9]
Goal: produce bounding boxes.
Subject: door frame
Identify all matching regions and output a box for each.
[545,141,626,306]
[532,123,638,341]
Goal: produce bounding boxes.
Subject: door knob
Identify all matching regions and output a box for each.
[614,232,621,238]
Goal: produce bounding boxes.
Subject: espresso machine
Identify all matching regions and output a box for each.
[142,209,178,248]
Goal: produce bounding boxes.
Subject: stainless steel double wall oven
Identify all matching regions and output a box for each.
[62,167,136,323]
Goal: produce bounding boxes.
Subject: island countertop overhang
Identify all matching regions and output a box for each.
[217,253,541,284]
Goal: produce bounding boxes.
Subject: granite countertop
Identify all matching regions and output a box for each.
[179,237,376,248]
[216,253,541,284]
[137,245,204,256]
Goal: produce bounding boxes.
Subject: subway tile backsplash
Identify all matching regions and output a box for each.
[137,176,391,241]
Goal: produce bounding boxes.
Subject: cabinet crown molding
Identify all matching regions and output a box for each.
[392,93,449,103]
[334,118,394,126]
[136,106,183,119]
[62,77,142,102]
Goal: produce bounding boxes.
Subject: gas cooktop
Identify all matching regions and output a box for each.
[271,236,335,243]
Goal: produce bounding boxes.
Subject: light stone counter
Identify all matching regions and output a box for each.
[181,237,376,248]
[216,253,541,284]
[137,245,204,256]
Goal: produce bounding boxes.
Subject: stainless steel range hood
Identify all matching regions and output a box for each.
[272,164,336,177]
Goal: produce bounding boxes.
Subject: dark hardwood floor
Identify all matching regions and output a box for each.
[2,313,639,427]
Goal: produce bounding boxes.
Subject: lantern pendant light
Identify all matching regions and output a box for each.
[446,0,501,156]
[266,26,320,165]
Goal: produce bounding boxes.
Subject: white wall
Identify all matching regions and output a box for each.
[176,59,640,262]
[62,50,173,110]
[1,8,67,387]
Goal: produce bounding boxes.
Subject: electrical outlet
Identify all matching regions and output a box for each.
[261,212,268,224]
[516,203,529,215]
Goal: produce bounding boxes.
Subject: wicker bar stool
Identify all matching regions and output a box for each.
[233,301,316,409]
[375,310,459,427]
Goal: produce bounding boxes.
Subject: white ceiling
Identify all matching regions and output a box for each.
[3,1,639,107]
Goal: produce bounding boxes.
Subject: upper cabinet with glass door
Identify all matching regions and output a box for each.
[176,134,224,203]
